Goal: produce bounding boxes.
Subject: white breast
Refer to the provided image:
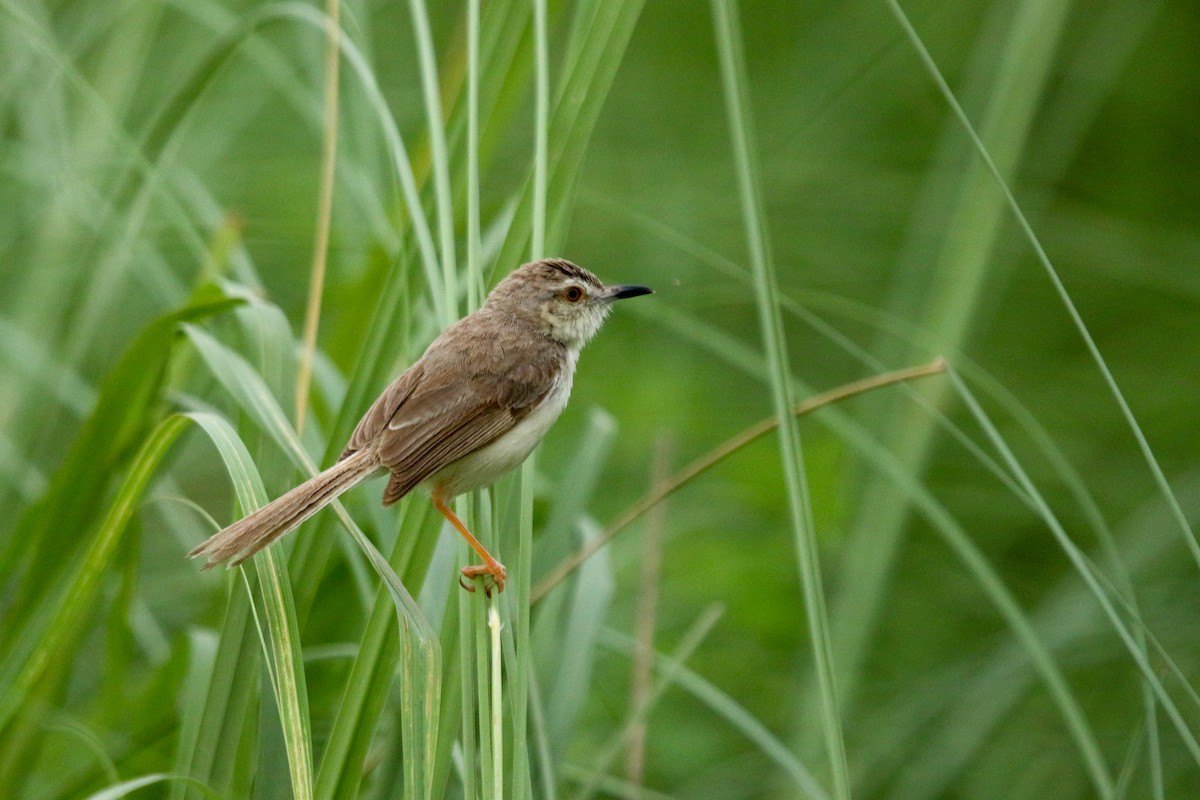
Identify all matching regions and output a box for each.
[432,350,577,497]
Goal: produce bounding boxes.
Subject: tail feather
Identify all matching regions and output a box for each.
[189,449,382,567]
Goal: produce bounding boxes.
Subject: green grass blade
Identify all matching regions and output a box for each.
[708,1,847,795]
[473,590,496,798]
[457,577,481,800]
[186,319,445,799]
[183,323,310,469]
[0,294,239,612]
[185,410,314,799]
[267,1,445,319]
[530,0,549,259]
[254,551,314,800]
[877,443,1117,797]
[947,367,1200,770]
[599,629,829,800]
[508,459,538,800]
[313,503,441,800]
[405,0,457,325]
[466,0,483,308]
[642,306,1119,797]
[828,0,1076,725]
[539,519,615,762]
[169,594,261,800]
[0,414,187,739]
[491,0,645,271]
[86,773,223,800]
[488,603,504,796]
[886,0,1198,569]
[498,1,552,772]
[570,604,724,800]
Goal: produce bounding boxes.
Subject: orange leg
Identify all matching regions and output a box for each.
[433,488,507,593]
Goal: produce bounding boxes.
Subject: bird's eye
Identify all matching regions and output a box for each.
[563,285,585,303]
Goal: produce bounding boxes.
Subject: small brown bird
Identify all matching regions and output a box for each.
[189,258,652,592]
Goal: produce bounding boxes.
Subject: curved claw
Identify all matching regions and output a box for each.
[461,561,507,595]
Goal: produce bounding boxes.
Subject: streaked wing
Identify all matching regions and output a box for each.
[379,399,518,503]
[340,361,425,459]
[347,331,564,503]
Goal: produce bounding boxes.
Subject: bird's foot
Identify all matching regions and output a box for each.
[459,560,507,595]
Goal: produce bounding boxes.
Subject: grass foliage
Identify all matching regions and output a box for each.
[2,0,1199,798]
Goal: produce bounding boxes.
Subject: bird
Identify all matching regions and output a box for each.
[188,258,652,593]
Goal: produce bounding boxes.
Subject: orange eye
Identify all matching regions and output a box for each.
[564,286,585,303]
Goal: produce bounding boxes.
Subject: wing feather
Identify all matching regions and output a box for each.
[339,314,567,503]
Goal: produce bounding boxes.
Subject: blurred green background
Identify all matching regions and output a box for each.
[2,0,1199,798]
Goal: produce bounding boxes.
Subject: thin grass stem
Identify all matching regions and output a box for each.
[531,0,549,259]
[570,605,724,800]
[886,0,1199,568]
[709,1,847,794]
[406,0,457,323]
[295,0,341,432]
[466,0,483,309]
[626,440,668,787]
[947,366,1198,775]
[474,588,495,798]
[459,584,480,800]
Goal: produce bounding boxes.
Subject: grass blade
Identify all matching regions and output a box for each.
[885,0,1198,568]
[0,415,187,737]
[406,0,457,325]
[295,0,343,431]
[491,0,645,270]
[86,773,222,800]
[829,0,1077,723]
[947,367,1200,772]
[570,604,724,800]
[599,629,829,800]
[0,294,238,611]
[710,2,846,792]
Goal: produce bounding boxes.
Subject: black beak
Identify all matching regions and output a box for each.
[605,284,654,301]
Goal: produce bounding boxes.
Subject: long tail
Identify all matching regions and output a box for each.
[189,448,382,568]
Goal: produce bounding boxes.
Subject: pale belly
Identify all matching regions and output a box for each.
[430,362,574,497]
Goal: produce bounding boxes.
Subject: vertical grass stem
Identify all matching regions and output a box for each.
[709,1,849,796]
[295,0,341,432]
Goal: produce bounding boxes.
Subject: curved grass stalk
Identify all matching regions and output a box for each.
[533,360,946,602]
[602,305,1120,795]
[579,193,1183,789]
[86,772,223,800]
